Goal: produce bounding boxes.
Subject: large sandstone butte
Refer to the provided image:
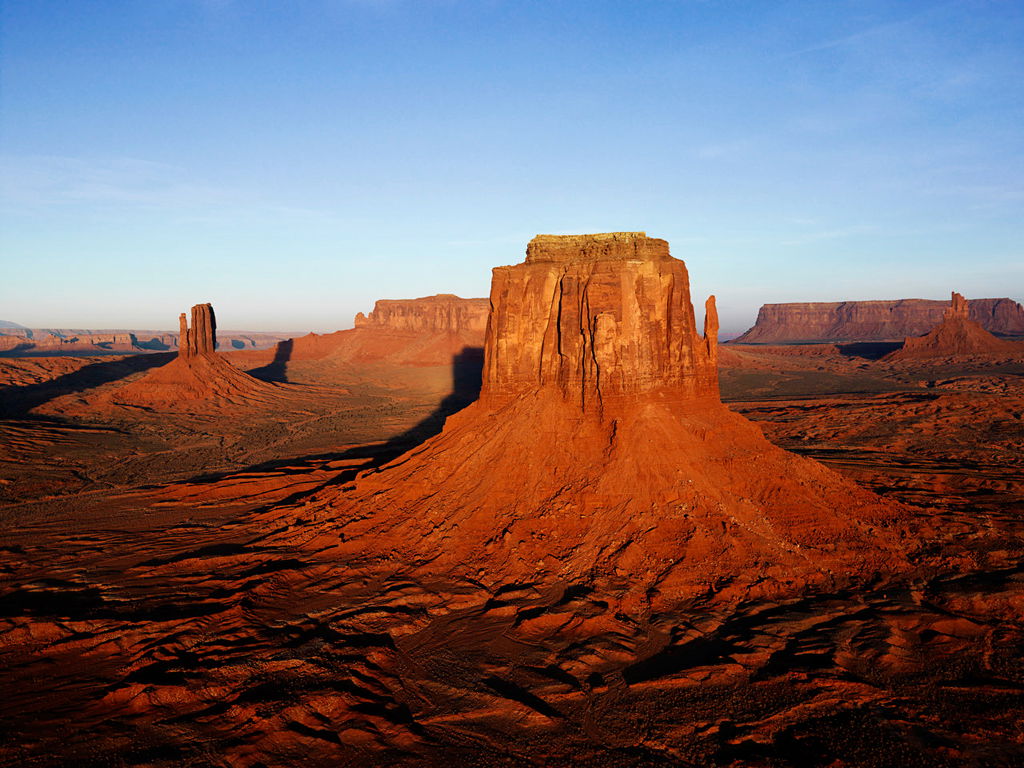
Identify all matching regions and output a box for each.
[886,291,1020,362]
[277,233,908,606]
[100,303,279,408]
[735,296,1024,343]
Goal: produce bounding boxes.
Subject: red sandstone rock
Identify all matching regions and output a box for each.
[276,233,909,606]
[886,292,1021,361]
[354,294,488,334]
[178,303,216,358]
[735,297,1024,343]
[234,294,489,370]
[101,304,279,410]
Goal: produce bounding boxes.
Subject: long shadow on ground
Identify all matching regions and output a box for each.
[0,353,175,417]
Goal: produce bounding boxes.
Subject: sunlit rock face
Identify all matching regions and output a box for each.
[353,294,489,335]
[483,232,719,407]
[273,232,909,608]
[735,296,1024,343]
[887,291,1020,361]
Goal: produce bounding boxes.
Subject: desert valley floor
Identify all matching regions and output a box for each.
[2,340,1022,767]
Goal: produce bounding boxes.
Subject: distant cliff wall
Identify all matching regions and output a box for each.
[734,297,1024,343]
[353,294,489,334]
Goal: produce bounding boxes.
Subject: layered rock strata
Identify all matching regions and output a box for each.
[354,294,488,334]
[887,292,1020,361]
[275,233,908,606]
[178,303,216,357]
[735,297,1024,343]
[240,295,489,370]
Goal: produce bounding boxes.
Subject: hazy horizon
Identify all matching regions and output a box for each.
[2,1,1021,335]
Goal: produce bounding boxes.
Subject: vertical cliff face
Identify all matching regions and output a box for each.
[945,291,969,321]
[482,233,718,406]
[735,297,1024,343]
[887,291,1019,361]
[178,303,217,358]
[353,295,489,334]
[280,233,907,605]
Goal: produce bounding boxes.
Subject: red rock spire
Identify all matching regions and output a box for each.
[945,291,969,321]
[178,303,217,359]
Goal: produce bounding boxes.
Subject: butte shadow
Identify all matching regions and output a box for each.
[264,232,914,609]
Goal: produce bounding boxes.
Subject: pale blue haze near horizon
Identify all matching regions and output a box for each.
[1,0,1021,335]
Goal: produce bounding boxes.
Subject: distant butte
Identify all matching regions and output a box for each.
[886,291,1020,361]
[271,233,911,607]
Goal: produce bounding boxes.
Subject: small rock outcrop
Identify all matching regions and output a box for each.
[886,292,1020,361]
[276,233,909,607]
[735,297,1024,343]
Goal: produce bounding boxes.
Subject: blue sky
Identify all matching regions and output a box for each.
[2,0,1021,334]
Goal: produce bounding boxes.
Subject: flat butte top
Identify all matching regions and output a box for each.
[525,232,672,264]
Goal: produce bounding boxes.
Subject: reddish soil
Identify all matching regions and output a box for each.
[2,255,1023,766]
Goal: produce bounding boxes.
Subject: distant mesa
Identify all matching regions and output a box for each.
[354,293,489,335]
[236,294,490,374]
[274,233,909,607]
[734,296,1024,344]
[886,291,1021,362]
[0,320,26,329]
[0,318,289,356]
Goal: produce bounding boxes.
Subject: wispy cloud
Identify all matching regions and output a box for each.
[779,224,878,247]
[780,4,949,59]
[0,154,330,222]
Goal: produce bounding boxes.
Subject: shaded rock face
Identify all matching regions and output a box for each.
[736,297,1024,343]
[353,294,488,334]
[483,233,718,406]
[887,292,1020,361]
[278,233,907,607]
[178,303,217,358]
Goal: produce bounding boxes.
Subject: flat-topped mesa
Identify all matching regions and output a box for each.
[483,232,718,406]
[178,303,217,359]
[353,294,489,334]
[525,231,671,264]
[735,297,1024,343]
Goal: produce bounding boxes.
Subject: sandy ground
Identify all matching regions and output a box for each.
[0,346,1022,767]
